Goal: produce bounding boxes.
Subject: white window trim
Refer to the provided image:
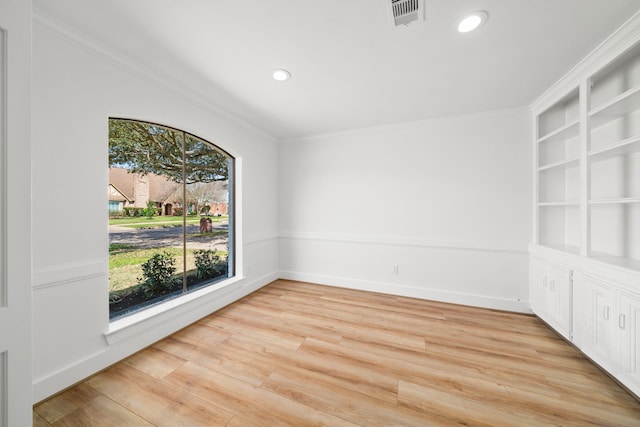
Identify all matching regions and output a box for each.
[105,274,243,346]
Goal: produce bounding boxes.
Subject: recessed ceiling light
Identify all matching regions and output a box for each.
[272,69,291,81]
[457,11,488,33]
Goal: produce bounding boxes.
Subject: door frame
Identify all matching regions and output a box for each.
[0,0,32,425]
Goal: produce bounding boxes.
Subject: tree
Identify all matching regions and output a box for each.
[109,119,228,184]
[186,181,229,214]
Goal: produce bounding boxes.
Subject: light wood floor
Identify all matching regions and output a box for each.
[34,280,640,426]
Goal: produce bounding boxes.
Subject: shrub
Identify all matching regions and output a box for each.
[138,251,177,296]
[142,201,157,219]
[173,207,183,216]
[123,207,145,217]
[193,249,224,280]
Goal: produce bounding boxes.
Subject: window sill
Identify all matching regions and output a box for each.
[105,275,243,346]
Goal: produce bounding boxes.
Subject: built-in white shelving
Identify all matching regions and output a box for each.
[537,119,580,144]
[588,43,640,268]
[535,87,581,250]
[589,197,640,205]
[538,200,580,206]
[589,135,640,159]
[531,17,640,400]
[590,84,640,128]
[537,157,580,172]
[534,41,640,270]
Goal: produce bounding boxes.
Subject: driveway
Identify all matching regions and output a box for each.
[109,223,229,251]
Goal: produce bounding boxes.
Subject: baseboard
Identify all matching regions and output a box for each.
[279,270,531,314]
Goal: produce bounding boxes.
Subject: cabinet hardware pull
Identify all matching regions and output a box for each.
[542,277,547,287]
[603,306,609,320]
[550,280,555,291]
[619,314,626,329]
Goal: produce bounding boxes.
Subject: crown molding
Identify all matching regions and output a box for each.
[531,10,640,113]
[281,106,530,143]
[32,8,278,144]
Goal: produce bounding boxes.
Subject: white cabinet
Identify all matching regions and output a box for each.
[530,257,573,340]
[573,273,640,396]
[618,290,640,395]
[573,274,616,372]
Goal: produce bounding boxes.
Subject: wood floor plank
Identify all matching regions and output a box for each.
[398,380,556,427]
[33,411,51,427]
[33,383,101,424]
[51,395,153,427]
[163,361,360,426]
[301,336,519,404]
[262,369,452,427]
[124,346,188,379]
[86,363,234,427]
[502,383,640,427]
[34,280,640,426]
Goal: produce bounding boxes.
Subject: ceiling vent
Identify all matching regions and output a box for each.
[389,0,425,27]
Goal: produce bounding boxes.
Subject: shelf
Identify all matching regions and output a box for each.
[538,201,580,207]
[538,157,580,171]
[590,251,640,272]
[590,84,640,129]
[589,135,640,160]
[589,197,640,205]
[538,244,581,256]
[537,119,580,144]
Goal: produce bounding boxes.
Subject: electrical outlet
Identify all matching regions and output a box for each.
[392,264,399,274]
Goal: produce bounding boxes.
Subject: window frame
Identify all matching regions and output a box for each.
[108,118,236,320]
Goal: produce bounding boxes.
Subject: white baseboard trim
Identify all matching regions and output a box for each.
[32,271,278,404]
[279,270,531,314]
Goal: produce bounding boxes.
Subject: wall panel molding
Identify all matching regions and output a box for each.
[0,351,6,427]
[279,231,527,254]
[244,232,279,246]
[32,259,106,290]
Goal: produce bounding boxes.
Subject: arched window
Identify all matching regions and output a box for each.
[107,118,234,319]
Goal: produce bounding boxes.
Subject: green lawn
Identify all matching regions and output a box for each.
[108,244,227,293]
[109,215,228,228]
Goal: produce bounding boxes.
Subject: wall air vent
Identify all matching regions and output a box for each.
[389,0,424,27]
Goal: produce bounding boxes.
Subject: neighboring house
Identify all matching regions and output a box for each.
[108,167,181,215]
[108,167,229,215]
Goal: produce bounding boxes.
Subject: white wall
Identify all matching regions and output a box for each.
[279,110,532,311]
[31,19,279,402]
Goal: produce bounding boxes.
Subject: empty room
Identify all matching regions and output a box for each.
[2,0,640,425]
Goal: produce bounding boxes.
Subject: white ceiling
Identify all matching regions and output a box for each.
[34,0,640,140]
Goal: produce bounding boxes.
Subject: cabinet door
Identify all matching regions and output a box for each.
[546,263,572,339]
[529,258,573,340]
[529,258,546,316]
[578,275,616,372]
[618,290,640,397]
